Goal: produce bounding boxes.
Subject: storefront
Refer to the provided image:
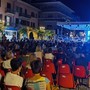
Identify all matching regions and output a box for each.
[4,27,17,41]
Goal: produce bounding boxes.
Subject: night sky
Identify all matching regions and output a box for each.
[59,0,90,21]
[31,0,90,21]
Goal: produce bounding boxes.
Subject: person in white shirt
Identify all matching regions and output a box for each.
[35,45,43,62]
[2,50,14,69]
[4,58,23,88]
[44,48,54,60]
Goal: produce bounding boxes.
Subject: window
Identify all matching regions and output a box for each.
[0,14,2,20]
[20,20,30,26]
[25,9,27,15]
[5,16,11,26]
[7,3,11,9]
[46,25,53,29]
[31,12,35,17]
[16,6,19,12]
[47,14,53,18]
[31,22,35,28]
[15,18,19,26]
[36,14,38,18]
[0,0,1,7]
[20,7,22,14]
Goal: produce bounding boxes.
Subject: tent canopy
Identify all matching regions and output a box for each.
[57,22,90,31]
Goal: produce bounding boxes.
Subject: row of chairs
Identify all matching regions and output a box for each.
[57,60,90,89]
[42,58,90,89]
[2,58,90,90]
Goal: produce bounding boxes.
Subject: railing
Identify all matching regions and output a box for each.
[19,13,31,18]
[5,8,15,14]
[39,18,66,22]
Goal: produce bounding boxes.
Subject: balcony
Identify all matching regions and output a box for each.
[5,8,15,14]
[19,13,31,19]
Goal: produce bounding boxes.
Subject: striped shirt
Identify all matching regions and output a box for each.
[25,76,50,90]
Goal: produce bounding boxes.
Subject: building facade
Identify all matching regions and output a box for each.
[0,0,40,40]
[33,1,80,34]
[0,0,39,28]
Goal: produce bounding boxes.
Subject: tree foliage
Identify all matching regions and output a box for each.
[18,27,27,35]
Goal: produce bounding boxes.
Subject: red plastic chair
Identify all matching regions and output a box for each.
[40,70,53,85]
[5,85,21,90]
[58,64,71,74]
[58,73,76,89]
[57,58,63,71]
[52,50,58,55]
[43,63,56,74]
[27,88,32,90]
[24,69,34,79]
[44,59,52,65]
[0,69,5,77]
[74,65,86,78]
[14,51,20,58]
[57,59,62,65]
[88,62,90,70]
[74,65,89,87]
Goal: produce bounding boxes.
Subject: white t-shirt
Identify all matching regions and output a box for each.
[2,59,12,69]
[45,53,54,60]
[4,72,23,88]
[35,51,43,61]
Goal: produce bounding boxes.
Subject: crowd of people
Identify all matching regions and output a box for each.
[0,35,90,90]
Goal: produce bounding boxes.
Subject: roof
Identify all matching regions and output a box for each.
[57,22,90,31]
[33,1,77,20]
[33,1,74,13]
[18,0,40,11]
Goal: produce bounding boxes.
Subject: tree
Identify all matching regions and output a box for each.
[45,30,54,37]
[36,28,55,40]
[18,27,27,39]
[36,29,45,39]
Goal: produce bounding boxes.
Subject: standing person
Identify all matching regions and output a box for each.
[11,35,16,42]
[2,50,14,72]
[25,60,51,90]
[4,58,23,89]
[30,32,34,40]
[35,45,43,62]
[2,34,7,41]
[44,47,54,61]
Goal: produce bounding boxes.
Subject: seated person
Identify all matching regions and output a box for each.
[25,60,51,90]
[35,45,43,62]
[2,50,14,69]
[4,58,23,88]
[44,48,54,60]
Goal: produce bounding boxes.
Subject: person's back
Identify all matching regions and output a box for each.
[34,51,43,61]
[44,48,54,60]
[4,72,23,87]
[25,60,51,90]
[4,58,23,88]
[25,74,50,90]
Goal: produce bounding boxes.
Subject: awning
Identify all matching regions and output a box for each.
[5,27,17,31]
